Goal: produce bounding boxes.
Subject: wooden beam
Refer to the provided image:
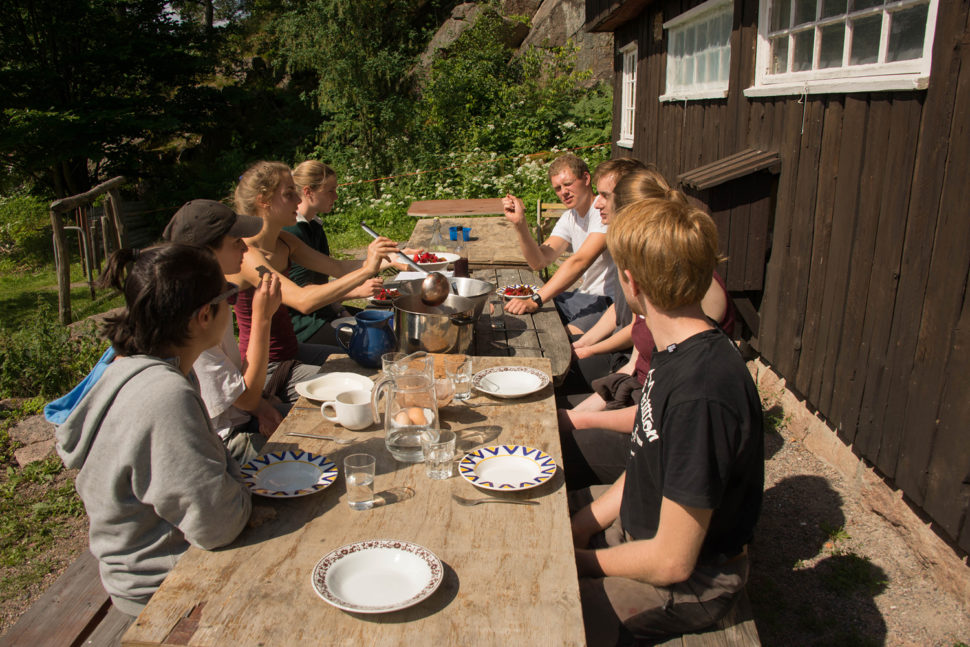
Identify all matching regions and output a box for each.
[49,176,126,214]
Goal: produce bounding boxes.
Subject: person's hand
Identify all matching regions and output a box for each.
[504,296,538,315]
[364,236,399,273]
[574,345,595,360]
[390,247,423,271]
[251,273,282,323]
[254,398,283,437]
[347,277,383,299]
[502,193,526,227]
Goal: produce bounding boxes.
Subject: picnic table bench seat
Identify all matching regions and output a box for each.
[0,550,133,647]
[652,587,761,646]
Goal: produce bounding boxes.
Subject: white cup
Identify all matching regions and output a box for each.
[321,389,374,430]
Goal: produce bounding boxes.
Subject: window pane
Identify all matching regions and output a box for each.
[771,36,789,73]
[821,0,846,18]
[696,19,708,53]
[850,15,881,65]
[720,44,731,80]
[852,0,883,10]
[819,23,845,68]
[720,11,732,46]
[794,0,817,25]
[793,30,815,71]
[887,4,929,62]
[771,0,792,31]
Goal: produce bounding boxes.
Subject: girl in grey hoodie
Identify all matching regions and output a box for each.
[53,243,252,617]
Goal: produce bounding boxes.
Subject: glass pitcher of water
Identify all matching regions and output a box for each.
[372,371,439,462]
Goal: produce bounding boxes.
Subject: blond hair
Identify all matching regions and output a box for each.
[292,160,336,191]
[613,167,688,211]
[607,198,721,311]
[233,161,291,216]
[547,153,589,180]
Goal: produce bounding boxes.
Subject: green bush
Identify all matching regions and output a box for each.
[0,301,107,400]
[0,193,53,268]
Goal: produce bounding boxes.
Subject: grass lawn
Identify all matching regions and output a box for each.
[0,265,123,330]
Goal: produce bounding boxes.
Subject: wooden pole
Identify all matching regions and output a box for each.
[50,208,72,324]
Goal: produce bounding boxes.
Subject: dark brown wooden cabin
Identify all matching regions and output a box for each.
[585,0,970,554]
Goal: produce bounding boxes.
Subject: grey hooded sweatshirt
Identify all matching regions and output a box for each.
[55,355,252,616]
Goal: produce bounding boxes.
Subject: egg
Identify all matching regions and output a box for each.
[393,410,411,427]
[407,407,427,426]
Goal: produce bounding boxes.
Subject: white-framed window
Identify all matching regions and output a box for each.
[660,0,733,102]
[746,0,939,97]
[617,42,637,148]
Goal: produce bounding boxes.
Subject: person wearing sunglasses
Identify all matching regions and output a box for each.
[163,199,285,465]
[51,242,252,619]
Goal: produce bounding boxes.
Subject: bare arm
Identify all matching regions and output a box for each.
[536,232,606,303]
[503,194,567,270]
[572,472,626,549]
[575,321,634,360]
[234,274,281,411]
[562,404,637,434]
[573,304,618,348]
[576,497,712,586]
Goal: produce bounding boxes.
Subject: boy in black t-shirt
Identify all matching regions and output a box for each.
[570,198,763,645]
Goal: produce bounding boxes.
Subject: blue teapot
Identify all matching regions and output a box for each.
[336,310,397,368]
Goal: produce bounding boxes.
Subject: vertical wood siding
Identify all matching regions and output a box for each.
[608,0,970,551]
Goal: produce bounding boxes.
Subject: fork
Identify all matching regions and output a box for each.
[452,494,538,507]
[285,432,355,445]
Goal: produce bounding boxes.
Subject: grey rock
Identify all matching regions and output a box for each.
[14,439,56,468]
[10,414,55,446]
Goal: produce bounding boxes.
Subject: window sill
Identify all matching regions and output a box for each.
[745,74,929,97]
[659,88,729,102]
[615,137,634,149]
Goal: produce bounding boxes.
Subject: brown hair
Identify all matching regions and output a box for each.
[292,160,336,191]
[98,243,225,357]
[592,158,646,186]
[607,198,721,311]
[547,153,589,180]
[612,167,689,211]
[233,161,291,216]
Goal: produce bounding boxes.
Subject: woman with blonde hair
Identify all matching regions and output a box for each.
[228,161,399,401]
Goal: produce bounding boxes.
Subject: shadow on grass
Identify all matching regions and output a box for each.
[748,474,887,646]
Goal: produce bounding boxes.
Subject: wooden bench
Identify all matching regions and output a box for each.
[652,588,761,646]
[0,550,133,647]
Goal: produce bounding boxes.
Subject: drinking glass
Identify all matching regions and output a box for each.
[344,453,376,510]
[446,355,473,401]
[422,430,456,479]
[488,294,506,330]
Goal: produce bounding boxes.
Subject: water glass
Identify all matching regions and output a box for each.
[489,294,506,330]
[446,355,473,401]
[422,430,456,479]
[344,453,376,510]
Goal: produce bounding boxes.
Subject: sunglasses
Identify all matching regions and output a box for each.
[192,283,239,318]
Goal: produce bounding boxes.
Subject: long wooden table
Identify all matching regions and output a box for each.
[407,217,529,267]
[122,355,585,647]
[407,198,504,218]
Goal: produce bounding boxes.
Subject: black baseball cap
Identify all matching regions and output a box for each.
[163,200,263,247]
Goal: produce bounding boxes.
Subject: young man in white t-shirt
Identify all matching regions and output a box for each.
[163,200,284,464]
[502,153,617,334]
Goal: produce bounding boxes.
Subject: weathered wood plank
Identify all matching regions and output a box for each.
[828,97,891,437]
[851,95,922,459]
[813,94,867,418]
[0,550,111,647]
[872,0,969,483]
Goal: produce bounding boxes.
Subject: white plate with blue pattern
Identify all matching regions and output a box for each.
[240,450,338,498]
[458,444,557,491]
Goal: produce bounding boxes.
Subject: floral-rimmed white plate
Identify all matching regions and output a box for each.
[472,366,550,398]
[458,444,557,491]
[311,539,444,613]
[497,284,540,299]
[240,451,338,498]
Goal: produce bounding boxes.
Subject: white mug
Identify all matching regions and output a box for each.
[321,389,374,431]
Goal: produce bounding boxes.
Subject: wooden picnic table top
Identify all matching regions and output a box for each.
[407,216,529,267]
[406,198,505,218]
[122,354,584,647]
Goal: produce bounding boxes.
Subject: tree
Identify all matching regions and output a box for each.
[0,0,212,197]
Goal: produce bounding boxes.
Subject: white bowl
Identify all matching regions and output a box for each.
[414,252,460,272]
[295,373,375,402]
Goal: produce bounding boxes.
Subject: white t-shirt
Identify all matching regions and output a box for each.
[193,316,250,439]
[548,204,615,296]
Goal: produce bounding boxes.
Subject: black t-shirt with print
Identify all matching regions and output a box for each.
[620,327,764,560]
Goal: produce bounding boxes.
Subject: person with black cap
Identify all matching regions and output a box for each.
[163,199,290,464]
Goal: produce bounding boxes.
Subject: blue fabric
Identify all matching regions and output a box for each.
[44,346,116,424]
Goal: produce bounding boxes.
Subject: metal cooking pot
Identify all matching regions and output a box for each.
[399,277,495,321]
[393,293,477,354]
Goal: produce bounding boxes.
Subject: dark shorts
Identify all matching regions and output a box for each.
[554,291,612,332]
[568,487,749,646]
